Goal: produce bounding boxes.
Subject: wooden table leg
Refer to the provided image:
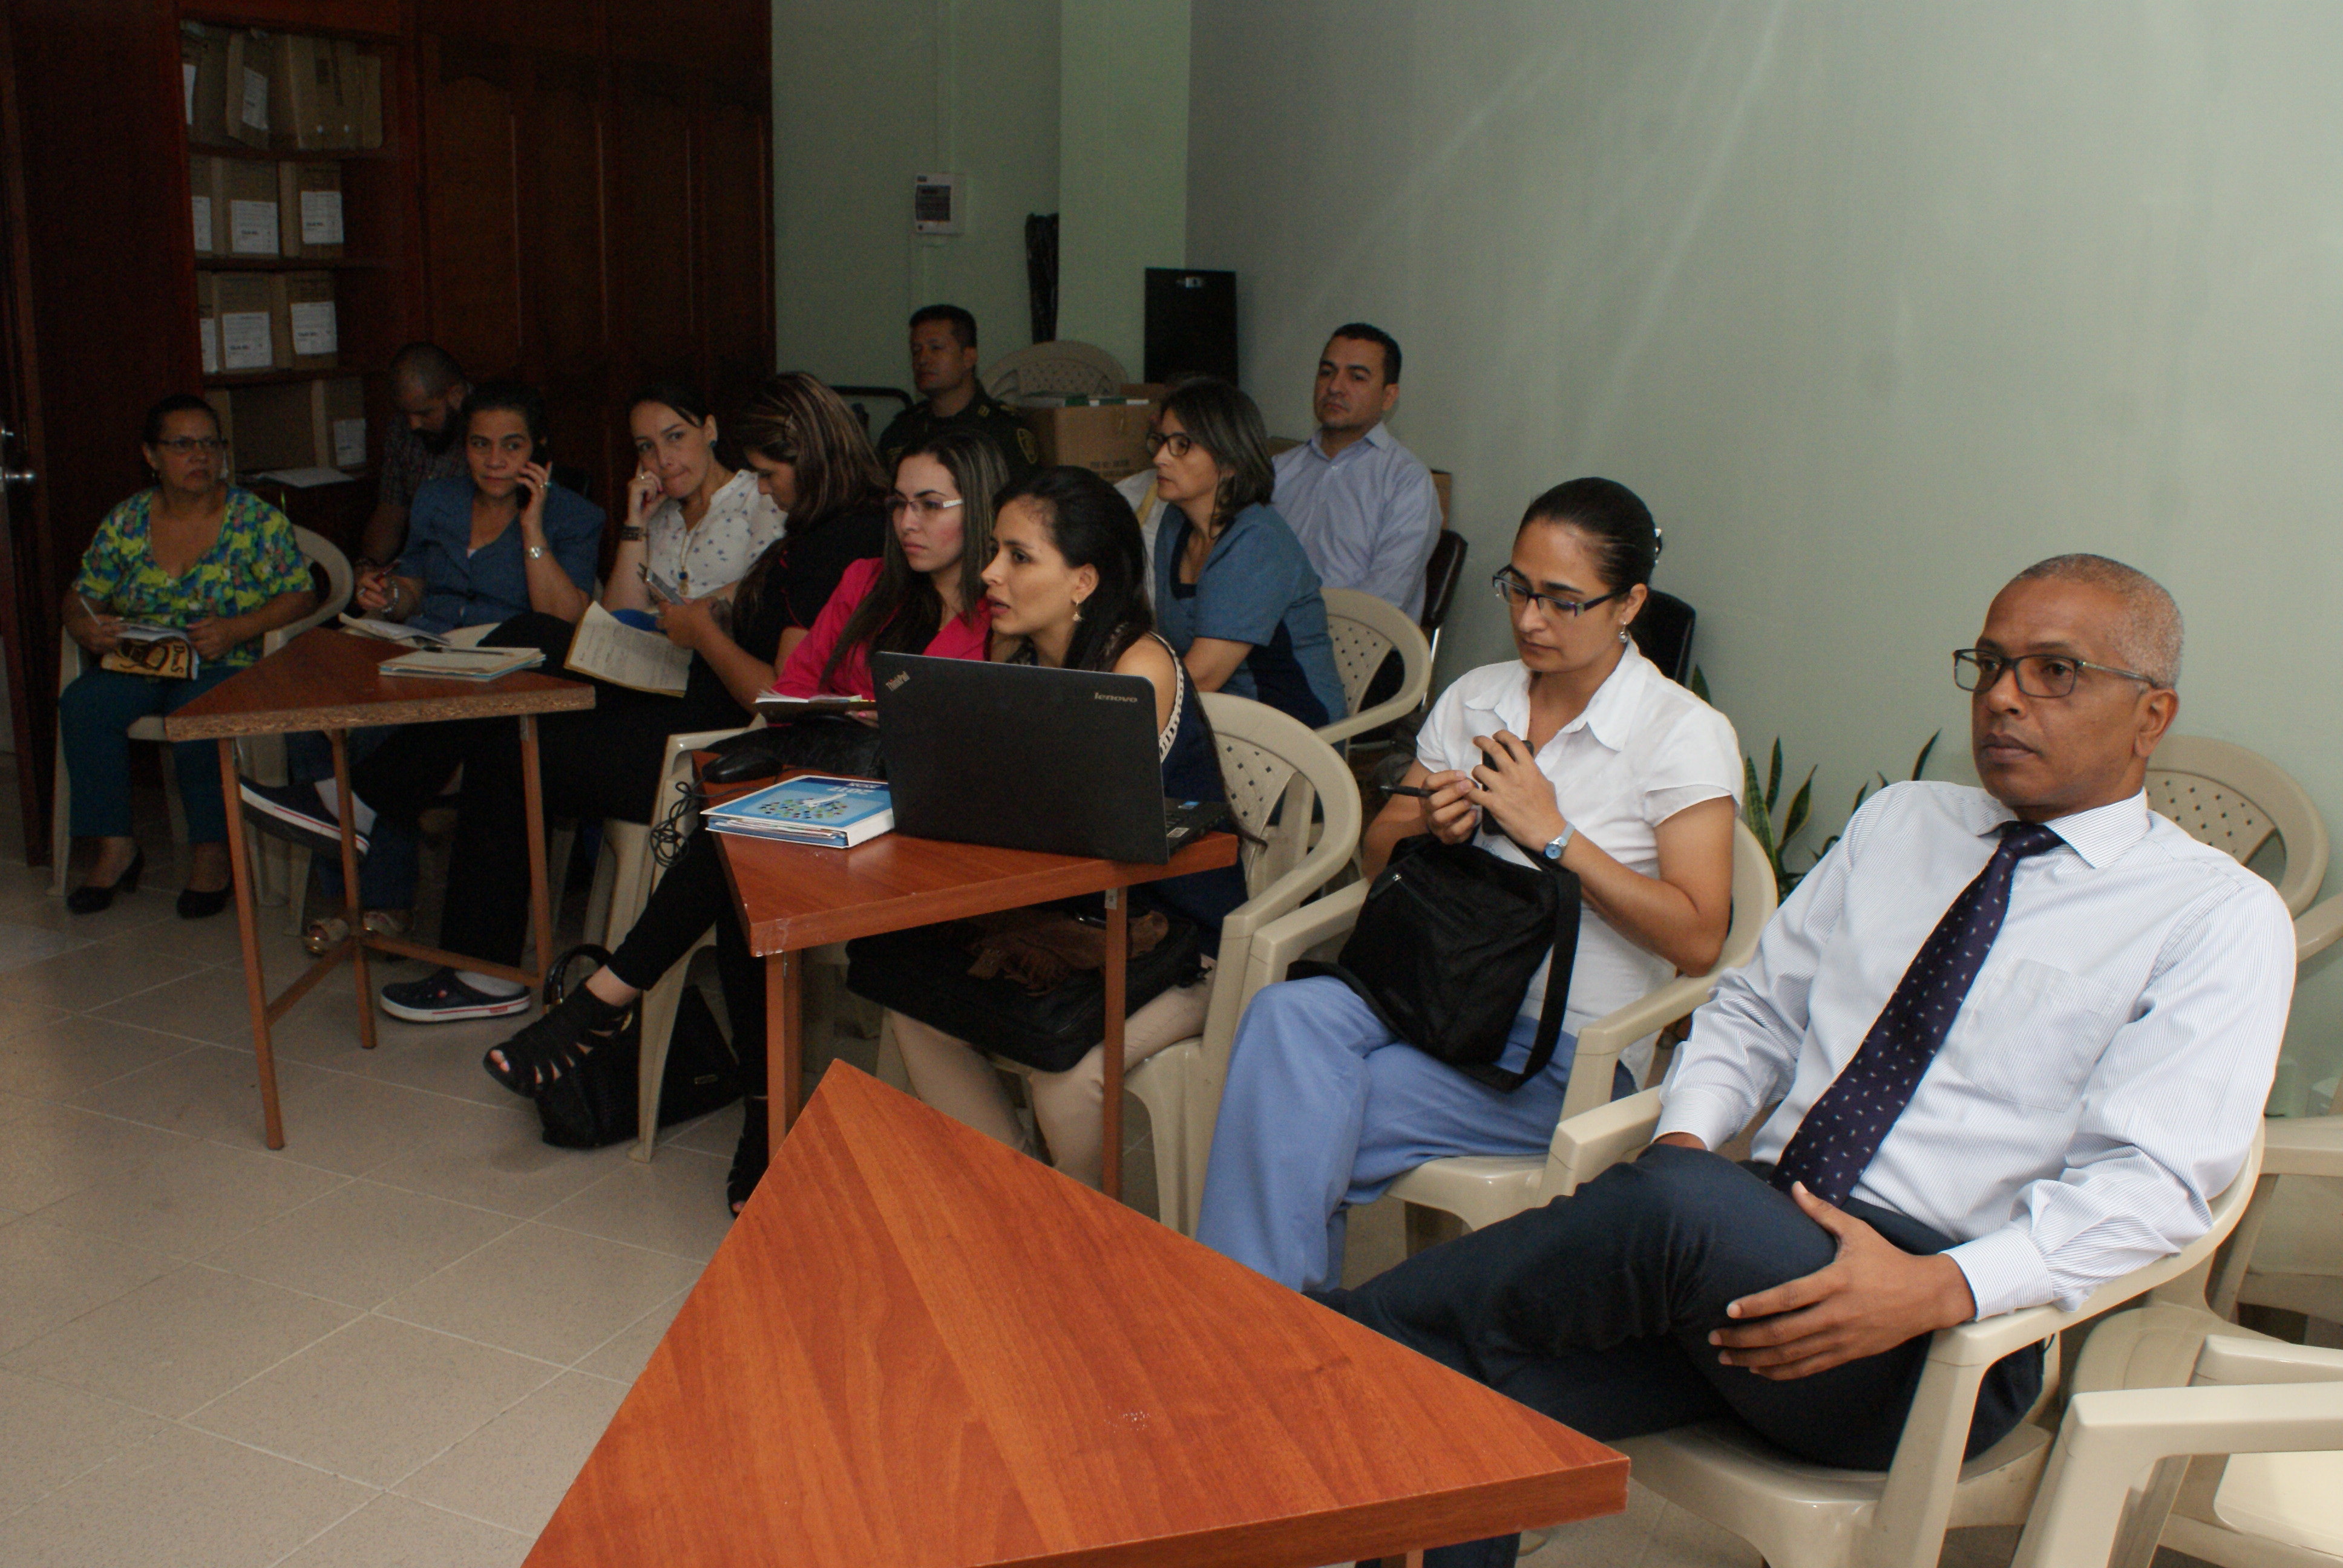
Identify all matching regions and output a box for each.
[328,729,376,1051]
[517,713,552,993]
[216,738,284,1149]
[768,948,803,1159]
[1102,887,1126,1202]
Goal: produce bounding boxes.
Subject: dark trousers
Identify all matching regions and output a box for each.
[348,612,747,967]
[604,829,766,1096]
[1317,1143,2043,1568]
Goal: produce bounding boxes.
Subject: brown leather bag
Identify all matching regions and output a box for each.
[960,908,1171,993]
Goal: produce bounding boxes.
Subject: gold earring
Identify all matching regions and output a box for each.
[1071,598,1084,624]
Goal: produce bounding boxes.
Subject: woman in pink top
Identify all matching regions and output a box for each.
[480,427,1010,1210]
[771,426,1002,700]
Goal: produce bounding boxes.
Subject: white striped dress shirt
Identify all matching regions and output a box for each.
[1659,781,2295,1318]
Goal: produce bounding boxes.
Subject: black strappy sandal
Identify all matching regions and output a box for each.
[483,961,636,1098]
[727,1095,768,1213]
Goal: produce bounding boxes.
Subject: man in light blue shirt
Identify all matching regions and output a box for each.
[1270,324,1443,619]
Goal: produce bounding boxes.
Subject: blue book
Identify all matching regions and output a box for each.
[702,774,894,849]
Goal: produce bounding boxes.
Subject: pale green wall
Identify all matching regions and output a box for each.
[772,0,1061,392]
[1187,1,2343,1096]
[1058,0,1190,374]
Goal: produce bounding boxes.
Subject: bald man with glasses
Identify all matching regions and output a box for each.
[1321,554,2296,1568]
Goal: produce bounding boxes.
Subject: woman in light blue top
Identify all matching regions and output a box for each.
[1147,377,1346,728]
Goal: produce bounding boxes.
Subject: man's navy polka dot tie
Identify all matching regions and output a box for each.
[1771,820,2063,1207]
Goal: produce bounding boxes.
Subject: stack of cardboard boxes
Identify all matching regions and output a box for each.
[182,24,378,480]
[1015,387,1166,482]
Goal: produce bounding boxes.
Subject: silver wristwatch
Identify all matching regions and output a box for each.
[1542,825,1576,863]
[525,543,547,561]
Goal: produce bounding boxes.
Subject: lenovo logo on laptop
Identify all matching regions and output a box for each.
[1092,691,1139,703]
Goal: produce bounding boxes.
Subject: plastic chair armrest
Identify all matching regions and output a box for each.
[2295,894,2343,965]
[1239,881,1366,997]
[1317,687,1424,745]
[2197,1333,2343,1385]
[1544,1087,1663,1197]
[2259,1114,2343,1179]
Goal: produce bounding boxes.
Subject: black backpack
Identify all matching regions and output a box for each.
[534,945,743,1149]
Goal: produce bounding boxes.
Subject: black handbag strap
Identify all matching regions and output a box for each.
[1484,863,1582,1091]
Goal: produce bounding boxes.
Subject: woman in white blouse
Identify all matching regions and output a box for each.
[1194,477,1743,1292]
[602,382,784,613]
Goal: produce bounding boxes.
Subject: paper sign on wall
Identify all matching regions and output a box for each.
[192,195,212,252]
[221,310,272,371]
[290,301,338,357]
[200,319,219,377]
[299,191,343,246]
[229,198,277,255]
[240,67,268,131]
[332,418,367,469]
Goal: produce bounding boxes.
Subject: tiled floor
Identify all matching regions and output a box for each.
[0,763,2217,1568]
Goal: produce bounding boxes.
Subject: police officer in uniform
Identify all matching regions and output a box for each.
[876,305,1040,479]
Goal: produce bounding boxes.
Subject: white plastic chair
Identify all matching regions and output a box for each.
[980,340,1130,402]
[2148,735,2328,918]
[1519,1094,2263,1568]
[51,524,349,897]
[1375,819,1777,1231]
[1314,587,1434,748]
[2011,1334,2343,1568]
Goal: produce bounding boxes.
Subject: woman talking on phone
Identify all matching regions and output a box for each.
[600,383,782,616]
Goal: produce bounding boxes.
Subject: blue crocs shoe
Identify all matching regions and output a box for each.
[379,966,531,1024]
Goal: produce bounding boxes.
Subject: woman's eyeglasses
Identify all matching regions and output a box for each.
[1142,430,1196,459]
[886,494,965,523]
[153,437,227,454]
[1490,570,1627,619]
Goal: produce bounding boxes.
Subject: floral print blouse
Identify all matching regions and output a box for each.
[74,488,311,668]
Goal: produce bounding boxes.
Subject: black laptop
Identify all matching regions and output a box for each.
[871,653,1227,864]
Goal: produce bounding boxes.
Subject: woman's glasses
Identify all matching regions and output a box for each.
[153,437,227,454]
[1142,430,1196,459]
[886,494,965,523]
[1490,570,1627,619]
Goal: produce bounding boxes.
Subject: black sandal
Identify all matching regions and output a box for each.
[728,1094,768,1213]
[483,985,635,1097]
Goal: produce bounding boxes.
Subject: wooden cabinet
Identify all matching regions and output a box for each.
[0,0,771,860]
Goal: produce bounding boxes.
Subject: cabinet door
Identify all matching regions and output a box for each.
[422,39,520,381]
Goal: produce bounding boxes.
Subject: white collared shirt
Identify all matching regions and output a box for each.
[1271,422,1443,618]
[643,469,785,599]
[1416,644,1742,1064]
[1659,781,2296,1319]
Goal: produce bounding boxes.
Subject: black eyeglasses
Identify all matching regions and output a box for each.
[1142,430,1196,459]
[1953,648,2160,698]
[153,437,227,454]
[1491,570,1627,620]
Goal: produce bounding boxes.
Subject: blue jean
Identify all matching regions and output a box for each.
[1194,977,1631,1292]
[1320,1145,2044,1567]
[60,665,238,841]
[285,728,418,910]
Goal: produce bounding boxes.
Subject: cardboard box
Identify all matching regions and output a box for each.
[194,273,218,377]
[1016,398,1154,482]
[270,34,361,150]
[189,154,223,255]
[277,162,343,258]
[226,376,365,472]
[220,158,279,256]
[350,44,384,148]
[278,272,338,369]
[222,30,273,149]
[182,25,235,148]
[208,272,282,371]
[211,388,236,474]
[1431,469,1452,528]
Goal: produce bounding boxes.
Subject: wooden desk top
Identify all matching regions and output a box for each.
[527,1068,1625,1567]
[162,627,595,742]
[719,803,1240,956]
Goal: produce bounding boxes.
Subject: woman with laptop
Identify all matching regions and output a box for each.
[1193,477,1743,1292]
[876,465,1249,1192]
[479,430,1009,1211]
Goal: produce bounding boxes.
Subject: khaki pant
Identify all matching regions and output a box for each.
[888,970,1213,1189]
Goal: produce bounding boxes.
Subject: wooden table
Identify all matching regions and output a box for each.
[716,785,1239,1200]
[163,627,594,1148]
[528,1066,1626,1567]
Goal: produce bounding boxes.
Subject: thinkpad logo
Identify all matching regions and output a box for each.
[884,671,910,690]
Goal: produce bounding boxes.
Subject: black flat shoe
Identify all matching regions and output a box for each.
[728,1095,768,1214]
[177,884,232,919]
[66,848,144,913]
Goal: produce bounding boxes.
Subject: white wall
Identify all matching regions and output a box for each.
[1188,1,2343,1094]
[1058,0,1190,373]
[773,0,1061,392]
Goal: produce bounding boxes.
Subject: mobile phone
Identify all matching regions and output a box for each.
[640,566,684,605]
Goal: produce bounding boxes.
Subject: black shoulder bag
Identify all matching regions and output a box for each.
[1293,834,1581,1092]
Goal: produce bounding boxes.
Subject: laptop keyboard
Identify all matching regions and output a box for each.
[1164,799,1232,851]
